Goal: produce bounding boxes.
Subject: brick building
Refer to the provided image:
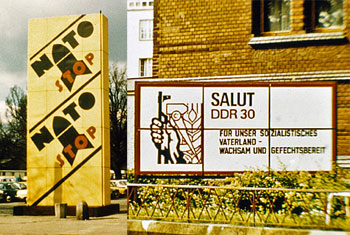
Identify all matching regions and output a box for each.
[128,0,350,170]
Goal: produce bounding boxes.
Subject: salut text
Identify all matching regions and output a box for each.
[210,92,256,120]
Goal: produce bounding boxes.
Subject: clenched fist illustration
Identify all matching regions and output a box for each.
[150,115,185,164]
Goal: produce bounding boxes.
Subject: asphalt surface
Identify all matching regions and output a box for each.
[0,199,127,235]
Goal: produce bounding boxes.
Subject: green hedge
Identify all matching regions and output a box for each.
[128,168,350,190]
[127,169,350,228]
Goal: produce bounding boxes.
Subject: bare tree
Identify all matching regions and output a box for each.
[109,64,127,178]
[0,67,127,174]
[0,86,27,170]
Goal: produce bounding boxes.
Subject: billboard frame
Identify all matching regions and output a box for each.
[134,81,336,176]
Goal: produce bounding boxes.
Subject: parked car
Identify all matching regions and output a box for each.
[0,182,19,203]
[0,189,4,202]
[111,179,127,199]
[14,182,27,201]
[0,176,16,183]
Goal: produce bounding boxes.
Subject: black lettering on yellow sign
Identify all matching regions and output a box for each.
[30,20,95,92]
[29,71,100,134]
[31,126,54,151]
[31,54,54,77]
[31,92,96,166]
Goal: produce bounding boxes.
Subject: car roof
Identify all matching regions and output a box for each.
[0,182,16,187]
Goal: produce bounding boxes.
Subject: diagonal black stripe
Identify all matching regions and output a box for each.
[29,71,101,133]
[30,145,102,207]
[29,14,86,61]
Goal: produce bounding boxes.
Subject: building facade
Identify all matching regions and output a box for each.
[127,0,154,168]
[128,0,350,170]
[127,0,154,78]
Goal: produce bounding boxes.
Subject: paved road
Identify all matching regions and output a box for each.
[0,199,127,214]
[0,199,127,235]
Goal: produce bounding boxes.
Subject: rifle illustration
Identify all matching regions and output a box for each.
[154,91,198,165]
[157,91,171,164]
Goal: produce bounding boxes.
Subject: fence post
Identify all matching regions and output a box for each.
[345,197,350,217]
[325,193,333,225]
[252,192,256,224]
[187,188,190,222]
[127,185,130,217]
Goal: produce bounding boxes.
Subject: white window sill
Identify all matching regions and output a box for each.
[249,32,347,48]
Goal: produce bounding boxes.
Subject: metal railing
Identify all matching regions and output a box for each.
[127,183,350,230]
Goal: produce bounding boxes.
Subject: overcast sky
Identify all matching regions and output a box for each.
[0,0,126,121]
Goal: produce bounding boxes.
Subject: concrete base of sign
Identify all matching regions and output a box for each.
[54,203,67,218]
[76,201,89,220]
[13,204,119,217]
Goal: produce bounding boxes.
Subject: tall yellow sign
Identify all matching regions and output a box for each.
[27,14,109,207]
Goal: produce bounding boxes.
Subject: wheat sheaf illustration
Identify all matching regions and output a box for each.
[166,103,202,164]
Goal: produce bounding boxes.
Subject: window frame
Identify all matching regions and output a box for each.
[250,0,347,47]
[139,19,153,41]
[139,58,152,77]
[252,0,345,38]
[304,0,344,33]
[259,0,292,36]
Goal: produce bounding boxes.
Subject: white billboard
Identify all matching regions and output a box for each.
[135,82,335,175]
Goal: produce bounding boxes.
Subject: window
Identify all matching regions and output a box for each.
[304,0,343,32]
[264,0,291,32]
[250,0,346,47]
[252,0,291,35]
[252,0,291,36]
[139,20,153,40]
[139,58,152,77]
[252,0,345,38]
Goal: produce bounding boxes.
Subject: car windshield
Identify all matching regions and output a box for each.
[0,183,18,190]
[9,184,20,190]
